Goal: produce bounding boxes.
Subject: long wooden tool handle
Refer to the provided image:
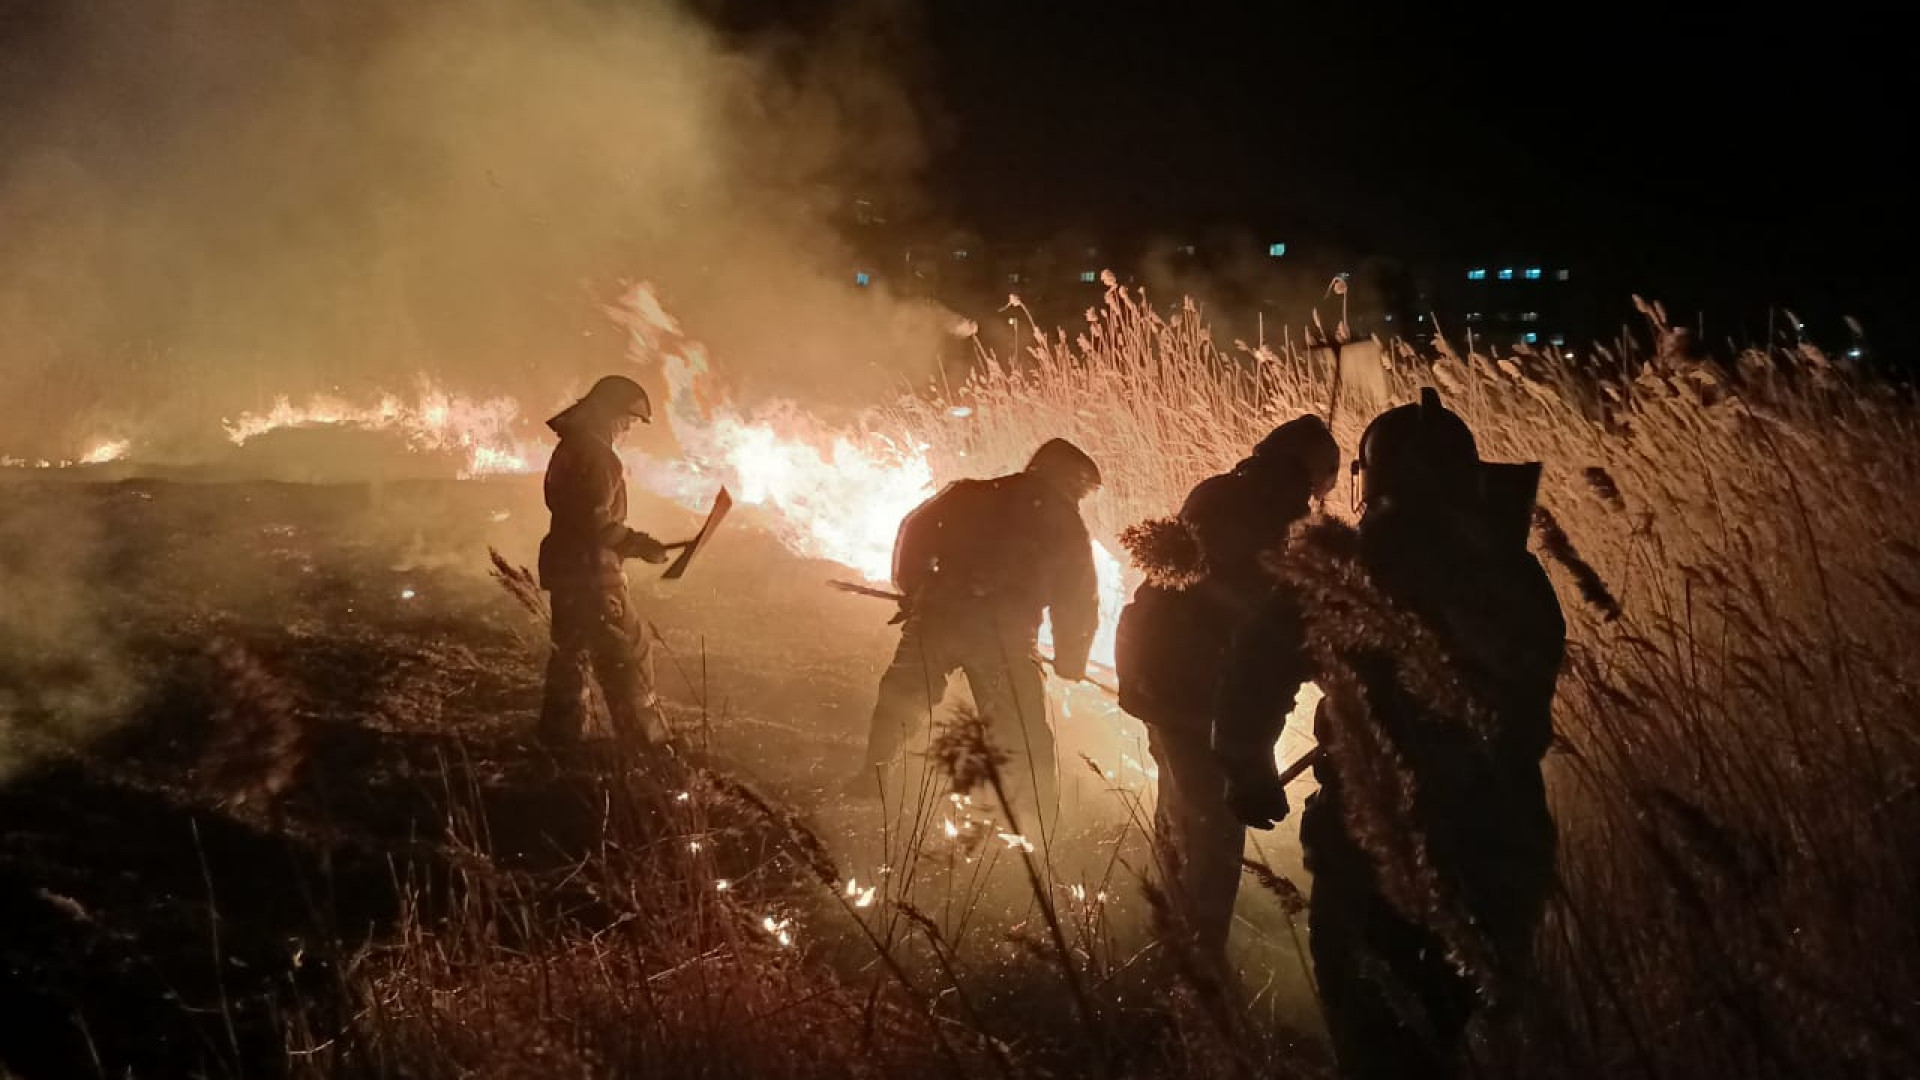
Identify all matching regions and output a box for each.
[1278,746,1323,784]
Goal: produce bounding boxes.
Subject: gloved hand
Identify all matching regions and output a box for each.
[617,531,671,564]
[887,594,916,626]
[1224,768,1291,830]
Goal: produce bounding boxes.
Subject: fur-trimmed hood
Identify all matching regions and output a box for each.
[1118,515,1208,589]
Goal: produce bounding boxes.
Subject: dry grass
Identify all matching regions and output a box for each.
[302,281,1918,1078]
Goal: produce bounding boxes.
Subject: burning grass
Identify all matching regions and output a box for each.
[283,284,1920,1078]
[8,281,1916,1078]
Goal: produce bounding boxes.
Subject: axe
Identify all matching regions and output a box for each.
[826,578,1121,696]
[660,487,732,581]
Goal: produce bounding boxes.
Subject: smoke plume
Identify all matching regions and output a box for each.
[0,0,949,461]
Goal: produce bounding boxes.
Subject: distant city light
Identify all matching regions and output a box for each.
[1523,331,1539,344]
[1467,268,1488,280]
[1550,334,1566,346]
[1555,268,1571,281]
[1522,311,1540,322]
[1268,242,1287,257]
[1848,347,1865,358]
[1178,243,1197,255]
[1008,272,1022,284]
[1498,268,1515,281]
[1079,270,1097,283]
[1524,267,1543,280]
[854,271,871,287]
[952,249,969,260]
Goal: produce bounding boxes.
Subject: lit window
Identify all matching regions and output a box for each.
[952,250,969,260]
[1467,268,1487,281]
[1178,243,1197,256]
[1498,268,1515,281]
[1384,314,1395,322]
[1079,270,1097,283]
[854,271,871,287]
[1524,267,1542,280]
[1523,331,1539,344]
[1466,312,1483,323]
[1417,314,1428,323]
[1555,269,1570,281]
[1550,334,1566,346]
[1522,311,1540,322]
[1008,272,1022,285]
[1268,242,1288,258]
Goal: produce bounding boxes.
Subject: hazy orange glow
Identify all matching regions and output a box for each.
[63,282,1316,780]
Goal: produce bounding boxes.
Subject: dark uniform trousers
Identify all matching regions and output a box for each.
[540,582,668,745]
[862,609,1058,833]
[1145,718,1245,960]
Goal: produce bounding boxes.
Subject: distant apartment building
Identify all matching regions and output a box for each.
[1405,258,1609,353]
[834,191,1613,354]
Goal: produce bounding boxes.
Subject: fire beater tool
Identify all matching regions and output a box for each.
[660,487,732,581]
[826,579,1121,696]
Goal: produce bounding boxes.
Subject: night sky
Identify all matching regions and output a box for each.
[7,0,1912,345]
[704,0,1914,343]
[920,4,1908,262]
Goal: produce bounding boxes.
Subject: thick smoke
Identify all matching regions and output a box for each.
[0,0,950,461]
[0,492,136,779]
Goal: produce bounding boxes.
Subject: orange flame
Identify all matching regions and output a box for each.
[34,284,1322,795]
[80,438,130,465]
[222,386,539,479]
[608,283,935,583]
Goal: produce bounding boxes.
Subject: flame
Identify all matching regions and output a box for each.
[80,439,130,465]
[610,284,933,583]
[760,915,794,947]
[129,283,1310,802]
[223,385,539,478]
[4,438,132,469]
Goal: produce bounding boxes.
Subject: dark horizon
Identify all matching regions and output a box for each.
[6,0,1913,354]
[706,0,1914,350]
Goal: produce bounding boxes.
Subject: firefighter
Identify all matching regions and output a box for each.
[537,375,675,748]
[1216,389,1565,1079]
[847,439,1102,834]
[1115,415,1338,961]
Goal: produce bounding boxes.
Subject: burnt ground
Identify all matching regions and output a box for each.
[0,470,1318,1078]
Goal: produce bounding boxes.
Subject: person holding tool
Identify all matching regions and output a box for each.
[1114,414,1338,965]
[536,374,727,748]
[842,439,1103,835]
